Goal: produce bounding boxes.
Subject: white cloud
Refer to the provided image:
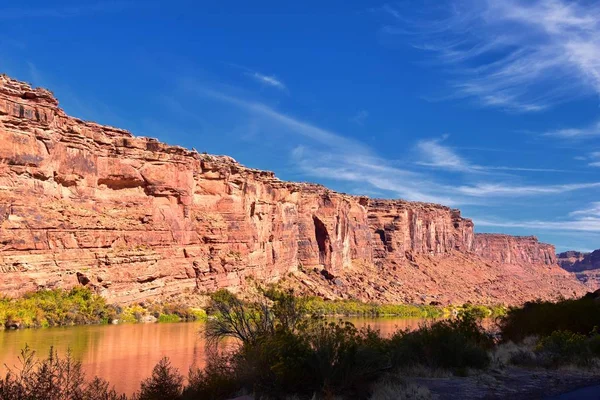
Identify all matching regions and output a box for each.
[416,136,569,173]
[544,121,600,138]
[588,152,600,167]
[248,72,287,91]
[476,202,600,234]
[570,202,600,218]
[456,182,600,197]
[570,151,600,166]
[416,136,472,172]
[477,218,600,232]
[383,0,600,111]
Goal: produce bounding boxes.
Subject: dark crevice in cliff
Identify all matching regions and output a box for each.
[375,229,386,245]
[313,216,332,268]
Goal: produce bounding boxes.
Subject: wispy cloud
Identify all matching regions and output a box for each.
[350,109,369,125]
[587,152,600,167]
[184,83,365,153]
[456,182,600,197]
[248,72,287,91]
[544,120,600,138]
[477,202,600,232]
[0,1,137,19]
[571,151,600,167]
[416,136,569,173]
[382,0,600,112]
[477,218,600,232]
[226,63,287,92]
[570,202,600,218]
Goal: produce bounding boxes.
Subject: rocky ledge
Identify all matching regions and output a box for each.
[558,249,600,290]
[0,74,586,304]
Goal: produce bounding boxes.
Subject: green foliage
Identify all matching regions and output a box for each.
[0,288,116,329]
[202,290,494,397]
[499,295,600,342]
[304,297,443,318]
[182,354,240,400]
[389,314,494,371]
[134,358,183,400]
[157,314,182,323]
[120,305,147,323]
[535,330,592,367]
[0,346,126,400]
[0,289,208,329]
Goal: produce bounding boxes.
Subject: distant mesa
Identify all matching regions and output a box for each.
[558,249,600,290]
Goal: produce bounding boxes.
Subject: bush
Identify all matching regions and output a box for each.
[499,295,600,342]
[389,315,494,371]
[535,330,590,366]
[182,353,240,400]
[205,290,391,397]
[0,288,115,329]
[304,297,443,318]
[0,346,126,400]
[0,289,208,330]
[134,358,183,400]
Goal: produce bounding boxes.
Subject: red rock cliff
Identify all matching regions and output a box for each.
[558,249,600,290]
[473,234,557,265]
[0,75,586,304]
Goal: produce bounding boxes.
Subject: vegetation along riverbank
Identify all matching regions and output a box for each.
[0,285,506,330]
[2,289,600,399]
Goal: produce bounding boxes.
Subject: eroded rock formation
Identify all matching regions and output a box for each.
[558,250,600,290]
[0,75,587,304]
[473,234,557,265]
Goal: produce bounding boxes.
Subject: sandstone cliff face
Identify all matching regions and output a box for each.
[473,234,557,265]
[0,75,587,304]
[558,250,600,290]
[558,250,600,272]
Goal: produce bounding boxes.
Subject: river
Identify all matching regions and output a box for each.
[0,317,432,395]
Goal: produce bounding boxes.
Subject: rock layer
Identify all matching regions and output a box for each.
[0,75,586,304]
[558,250,600,290]
[473,234,557,265]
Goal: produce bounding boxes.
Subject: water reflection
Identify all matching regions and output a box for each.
[0,318,436,395]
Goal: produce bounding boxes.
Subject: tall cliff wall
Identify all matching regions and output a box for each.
[473,234,557,265]
[0,75,586,304]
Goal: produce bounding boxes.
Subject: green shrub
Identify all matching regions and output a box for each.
[535,330,590,366]
[158,314,181,323]
[0,288,115,329]
[120,305,147,323]
[499,295,600,342]
[389,315,494,371]
[182,353,240,400]
[304,297,443,318]
[301,320,390,396]
[0,346,126,400]
[134,358,183,400]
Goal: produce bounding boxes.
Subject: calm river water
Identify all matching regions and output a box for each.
[0,318,432,395]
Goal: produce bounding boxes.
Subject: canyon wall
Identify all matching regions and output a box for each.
[558,250,600,290]
[0,75,586,304]
[473,234,557,265]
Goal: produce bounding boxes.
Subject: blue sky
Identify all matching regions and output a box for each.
[1,0,599,252]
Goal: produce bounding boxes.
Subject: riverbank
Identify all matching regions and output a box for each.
[2,289,600,399]
[0,288,207,329]
[0,287,506,331]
